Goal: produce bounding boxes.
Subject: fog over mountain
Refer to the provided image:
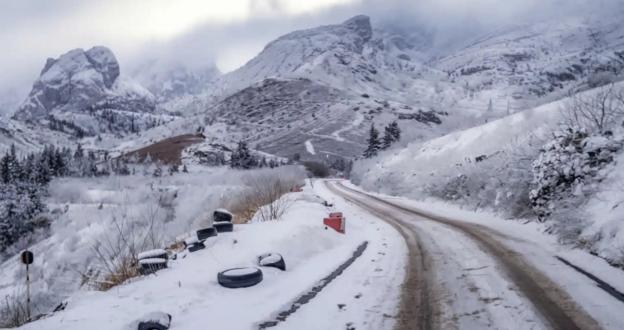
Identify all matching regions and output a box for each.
[1,0,622,115]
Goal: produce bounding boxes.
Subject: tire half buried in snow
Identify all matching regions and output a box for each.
[218,267,263,288]
[258,253,286,271]
[214,222,233,233]
[196,227,217,240]
[213,208,233,222]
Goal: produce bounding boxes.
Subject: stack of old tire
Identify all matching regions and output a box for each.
[137,249,168,275]
[213,208,234,233]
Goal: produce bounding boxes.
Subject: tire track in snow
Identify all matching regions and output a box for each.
[257,241,368,329]
[556,256,624,303]
[325,182,436,330]
[330,182,602,330]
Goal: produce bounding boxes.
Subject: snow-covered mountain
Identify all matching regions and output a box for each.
[131,59,220,110]
[430,12,624,110]
[10,46,166,138]
[5,12,624,162]
[14,47,155,120]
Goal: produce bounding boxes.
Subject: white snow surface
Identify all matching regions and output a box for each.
[304,139,316,155]
[220,267,260,277]
[12,179,406,330]
[340,181,624,329]
[353,82,624,265]
[138,258,167,265]
[137,249,167,260]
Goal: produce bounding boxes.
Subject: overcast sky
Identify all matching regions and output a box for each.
[0,0,620,114]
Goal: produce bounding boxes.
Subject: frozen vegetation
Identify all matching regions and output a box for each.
[0,165,305,326]
[353,82,624,267]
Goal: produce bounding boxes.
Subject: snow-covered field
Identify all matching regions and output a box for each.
[0,166,303,321]
[6,179,406,330]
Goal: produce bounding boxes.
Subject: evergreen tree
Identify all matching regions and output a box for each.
[389,121,401,142]
[0,152,10,184]
[363,123,381,158]
[231,141,257,169]
[74,144,84,160]
[382,126,393,150]
[381,121,401,150]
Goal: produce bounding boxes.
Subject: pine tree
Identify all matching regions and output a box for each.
[7,145,22,181]
[382,126,393,150]
[231,141,256,169]
[363,123,381,158]
[389,121,401,142]
[0,152,10,184]
[381,121,401,149]
[74,144,84,160]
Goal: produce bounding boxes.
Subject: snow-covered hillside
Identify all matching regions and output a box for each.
[431,11,624,109]
[6,11,624,164]
[352,81,624,266]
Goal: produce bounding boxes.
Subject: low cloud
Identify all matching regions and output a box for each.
[1,0,622,115]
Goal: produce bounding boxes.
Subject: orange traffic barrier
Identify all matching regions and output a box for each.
[323,216,345,234]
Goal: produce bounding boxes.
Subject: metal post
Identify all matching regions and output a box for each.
[26,263,30,321]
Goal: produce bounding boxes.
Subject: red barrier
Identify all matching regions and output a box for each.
[323,216,345,234]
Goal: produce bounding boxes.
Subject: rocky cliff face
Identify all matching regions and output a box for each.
[13,46,155,122]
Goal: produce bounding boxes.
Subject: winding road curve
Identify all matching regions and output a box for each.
[325,181,601,330]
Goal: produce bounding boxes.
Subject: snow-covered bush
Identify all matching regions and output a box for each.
[228,166,306,222]
[0,166,302,316]
[0,288,31,328]
[0,182,48,254]
[529,127,622,239]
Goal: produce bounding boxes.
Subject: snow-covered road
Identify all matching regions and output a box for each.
[324,180,624,330]
[12,179,624,330]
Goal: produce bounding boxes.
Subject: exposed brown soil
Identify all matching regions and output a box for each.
[122,133,204,165]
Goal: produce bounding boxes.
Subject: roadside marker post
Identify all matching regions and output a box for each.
[20,250,34,321]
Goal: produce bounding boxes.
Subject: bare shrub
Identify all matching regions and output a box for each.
[0,289,33,328]
[562,84,624,134]
[89,201,165,291]
[227,168,304,223]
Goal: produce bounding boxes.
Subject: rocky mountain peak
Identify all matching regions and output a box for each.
[342,15,372,43]
[13,46,152,122]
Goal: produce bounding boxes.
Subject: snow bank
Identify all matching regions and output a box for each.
[582,150,624,266]
[0,166,303,319]
[13,179,405,330]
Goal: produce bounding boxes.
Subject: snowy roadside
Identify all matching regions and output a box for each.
[11,180,405,330]
[340,180,624,329]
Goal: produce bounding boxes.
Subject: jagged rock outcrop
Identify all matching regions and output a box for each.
[13,46,155,122]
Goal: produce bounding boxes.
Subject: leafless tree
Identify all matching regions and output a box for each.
[562,84,624,133]
[227,170,303,223]
[90,199,165,290]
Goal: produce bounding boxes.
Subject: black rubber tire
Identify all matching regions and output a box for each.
[214,222,234,233]
[218,267,263,288]
[258,253,286,271]
[187,242,206,252]
[213,210,233,222]
[137,313,171,330]
[138,321,168,330]
[138,251,168,261]
[196,227,217,240]
[138,259,167,275]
